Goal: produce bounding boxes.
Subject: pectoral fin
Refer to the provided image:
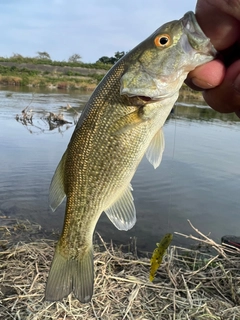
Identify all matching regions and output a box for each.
[146,128,165,169]
[104,184,136,231]
[49,151,67,211]
[112,108,143,135]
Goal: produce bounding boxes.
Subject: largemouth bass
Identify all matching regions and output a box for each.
[45,11,216,303]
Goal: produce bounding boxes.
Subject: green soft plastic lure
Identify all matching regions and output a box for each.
[149,233,173,281]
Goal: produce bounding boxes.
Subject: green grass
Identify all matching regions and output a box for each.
[0,56,112,70]
[0,62,106,88]
[0,65,40,76]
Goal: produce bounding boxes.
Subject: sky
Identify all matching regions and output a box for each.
[0,0,197,63]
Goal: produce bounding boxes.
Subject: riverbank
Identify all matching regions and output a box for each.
[0,60,109,90]
[0,60,204,98]
[1,218,240,319]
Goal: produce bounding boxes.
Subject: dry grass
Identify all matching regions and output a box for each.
[1,218,240,320]
[0,75,22,86]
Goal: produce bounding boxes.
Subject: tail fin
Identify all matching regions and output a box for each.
[45,246,94,303]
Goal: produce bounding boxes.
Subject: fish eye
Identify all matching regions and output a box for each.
[154,34,171,48]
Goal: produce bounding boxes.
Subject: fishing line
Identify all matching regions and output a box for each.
[166,104,178,235]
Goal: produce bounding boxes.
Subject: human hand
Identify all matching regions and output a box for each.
[185,0,240,117]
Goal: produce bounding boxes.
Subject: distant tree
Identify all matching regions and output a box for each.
[11,53,24,60]
[68,53,82,63]
[97,51,126,65]
[36,51,51,60]
[114,51,125,61]
[97,56,113,64]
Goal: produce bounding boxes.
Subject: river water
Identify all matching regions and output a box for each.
[0,86,239,251]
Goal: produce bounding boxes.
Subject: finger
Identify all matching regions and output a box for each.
[185,60,225,90]
[196,0,240,50]
[202,60,240,114]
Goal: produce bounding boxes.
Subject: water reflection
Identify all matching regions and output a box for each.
[175,100,239,123]
[0,87,239,251]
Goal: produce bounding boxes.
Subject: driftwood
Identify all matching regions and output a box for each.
[15,103,80,134]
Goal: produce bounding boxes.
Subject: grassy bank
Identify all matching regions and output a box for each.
[0,58,110,90]
[1,218,240,319]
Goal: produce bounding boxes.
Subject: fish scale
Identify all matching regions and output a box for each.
[45,11,216,303]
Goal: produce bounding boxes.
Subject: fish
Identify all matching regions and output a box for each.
[45,11,216,303]
[149,233,173,282]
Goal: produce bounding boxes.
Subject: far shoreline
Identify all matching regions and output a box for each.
[0,59,204,99]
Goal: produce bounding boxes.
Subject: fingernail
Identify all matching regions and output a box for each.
[233,74,240,94]
[191,77,214,89]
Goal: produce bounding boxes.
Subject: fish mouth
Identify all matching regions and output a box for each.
[123,94,155,106]
[138,96,152,102]
[121,87,174,104]
[182,11,202,35]
[138,95,170,102]
[125,94,168,106]
[181,11,217,57]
